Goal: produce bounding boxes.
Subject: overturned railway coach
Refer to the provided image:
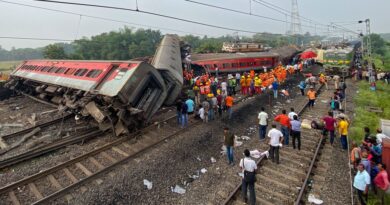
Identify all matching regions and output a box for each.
[6,34,183,135]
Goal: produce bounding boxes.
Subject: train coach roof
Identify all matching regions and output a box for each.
[22,59,143,64]
[190,52,279,62]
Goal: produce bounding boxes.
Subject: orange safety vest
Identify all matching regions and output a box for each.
[200,86,206,95]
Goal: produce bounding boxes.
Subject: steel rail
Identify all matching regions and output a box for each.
[33,119,202,205]
[0,115,176,195]
[0,129,102,169]
[1,113,73,140]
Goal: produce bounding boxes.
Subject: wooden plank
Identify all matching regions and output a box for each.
[122,142,132,148]
[28,183,43,200]
[112,147,129,157]
[89,157,104,170]
[63,168,78,183]
[100,151,117,163]
[8,191,21,205]
[75,162,93,176]
[47,174,63,190]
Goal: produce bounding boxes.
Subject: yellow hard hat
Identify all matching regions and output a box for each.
[207,93,214,98]
[255,77,259,79]
[217,89,221,95]
[241,76,245,78]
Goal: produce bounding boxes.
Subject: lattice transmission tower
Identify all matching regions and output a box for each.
[290,0,302,35]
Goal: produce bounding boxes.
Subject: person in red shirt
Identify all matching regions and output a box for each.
[374,163,389,205]
[322,111,337,145]
[274,109,290,145]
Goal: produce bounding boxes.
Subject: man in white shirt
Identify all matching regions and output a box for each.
[221,80,228,95]
[353,163,370,205]
[376,128,389,144]
[258,107,268,141]
[288,107,297,120]
[267,124,284,164]
[239,149,257,205]
[198,106,205,121]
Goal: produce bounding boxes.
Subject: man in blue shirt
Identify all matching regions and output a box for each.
[272,80,279,99]
[290,115,301,150]
[185,97,195,115]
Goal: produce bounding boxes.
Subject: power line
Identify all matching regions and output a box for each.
[0,0,208,36]
[184,0,332,31]
[33,0,268,34]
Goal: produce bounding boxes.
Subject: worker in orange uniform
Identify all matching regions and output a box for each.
[250,69,255,79]
[245,75,252,95]
[225,94,234,119]
[274,109,290,145]
[254,76,262,94]
[307,86,316,109]
[240,76,246,95]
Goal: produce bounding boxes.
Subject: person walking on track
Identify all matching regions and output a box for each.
[290,115,302,150]
[224,127,235,165]
[258,107,268,141]
[240,149,257,205]
[267,124,284,164]
[307,87,316,109]
[322,111,337,145]
[274,110,290,145]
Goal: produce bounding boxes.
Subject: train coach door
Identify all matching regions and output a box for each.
[94,64,119,90]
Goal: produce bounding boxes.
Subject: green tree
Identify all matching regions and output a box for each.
[365,33,386,55]
[43,44,67,59]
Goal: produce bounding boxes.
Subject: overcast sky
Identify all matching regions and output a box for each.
[0,0,389,50]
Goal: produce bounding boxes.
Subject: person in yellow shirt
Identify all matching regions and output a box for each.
[240,76,246,95]
[254,77,262,94]
[306,87,316,108]
[337,116,349,150]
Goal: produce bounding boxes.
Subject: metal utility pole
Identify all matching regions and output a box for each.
[290,0,302,45]
[359,19,374,81]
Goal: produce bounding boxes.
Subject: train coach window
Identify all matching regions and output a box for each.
[223,63,230,68]
[239,62,247,67]
[248,62,254,66]
[55,67,66,74]
[47,67,57,73]
[86,69,102,78]
[232,63,238,67]
[65,68,77,75]
[41,66,51,72]
[74,68,88,77]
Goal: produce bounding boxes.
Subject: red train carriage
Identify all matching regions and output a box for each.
[190,52,280,73]
[8,60,168,135]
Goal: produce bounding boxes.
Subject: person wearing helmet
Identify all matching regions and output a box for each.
[240,76,246,95]
[254,77,262,94]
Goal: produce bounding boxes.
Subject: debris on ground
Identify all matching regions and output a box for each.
[308,194,323,204]
[171,185,186,194]
[210,157,216,163]
[143,179,153,190]
[200,168,207,174]
[241,136,250,140]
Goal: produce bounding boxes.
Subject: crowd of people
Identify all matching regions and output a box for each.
[351,126,390,205]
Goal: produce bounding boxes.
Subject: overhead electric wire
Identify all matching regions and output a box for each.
[0,0,208,36]
[184,0,334,32]
[33,0,268,34]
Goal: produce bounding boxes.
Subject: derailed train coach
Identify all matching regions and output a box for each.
[5,34,183,135]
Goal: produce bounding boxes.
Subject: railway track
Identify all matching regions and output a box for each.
[222,84,334,205]
[0,114,202,205]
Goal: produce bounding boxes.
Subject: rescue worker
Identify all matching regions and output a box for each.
[225,94,234,120]
[254,76,261,94]
[307,87,316,108]
[240,76,246,95]
[245,75,252,95]
[207,93,215,121]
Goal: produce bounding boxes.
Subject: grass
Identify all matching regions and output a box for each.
[0,61,20,73]
[349,80,390,142]
[366,191,390,205]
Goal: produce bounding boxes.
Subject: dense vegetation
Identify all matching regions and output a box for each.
[0,27,323,61]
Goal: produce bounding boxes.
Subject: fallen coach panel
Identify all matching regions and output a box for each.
[152,34,183,105]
